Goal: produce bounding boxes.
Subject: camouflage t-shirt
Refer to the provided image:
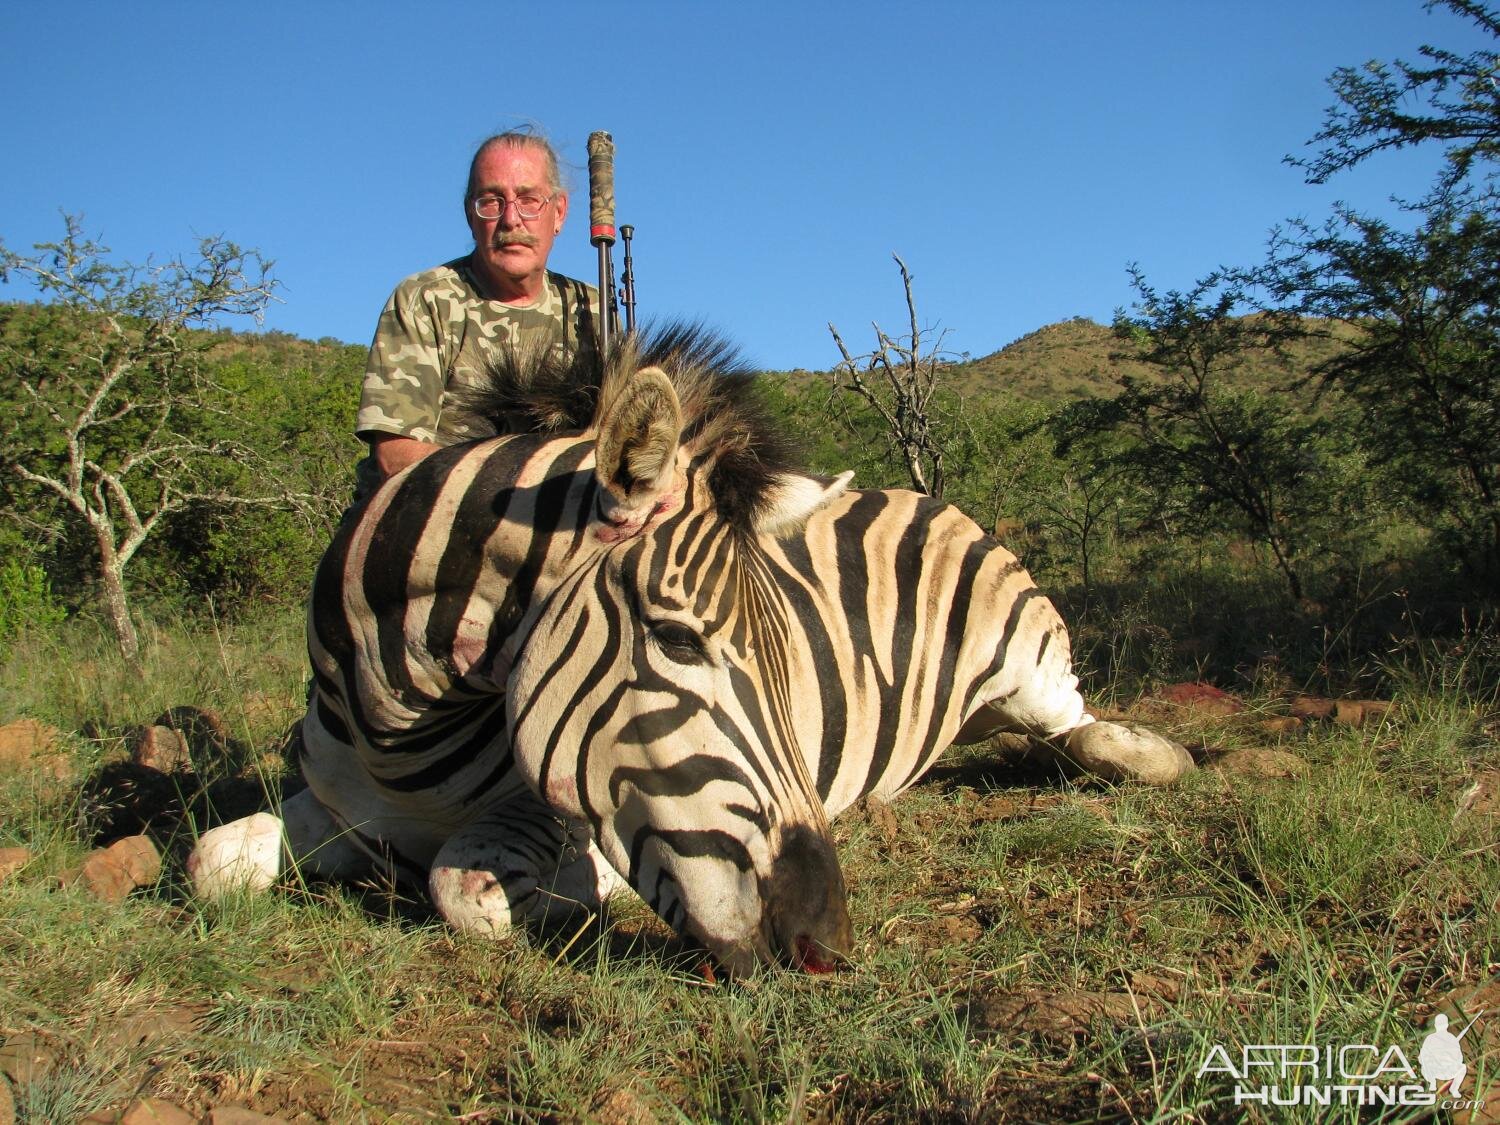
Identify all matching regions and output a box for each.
[356,257,600,447]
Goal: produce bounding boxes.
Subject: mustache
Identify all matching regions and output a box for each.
[492,231,539,249]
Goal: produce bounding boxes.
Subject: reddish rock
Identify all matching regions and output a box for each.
[130,725,192,772]
[207,1107,289,1124]
[1333,699,1394,727]
[120,1099,197,1125]
[1289,696,1336,721]
[63,836,162,903]
[0,719,72,782]
[154,705,230,762]
[0,1033,57,1084]
[591,1085,657,1125]
[1154,682,1245,717]
[0,848,31,883]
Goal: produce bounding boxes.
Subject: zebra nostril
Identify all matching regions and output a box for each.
[794,933,843,974]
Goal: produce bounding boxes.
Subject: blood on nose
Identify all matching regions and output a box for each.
[794,934,842,974]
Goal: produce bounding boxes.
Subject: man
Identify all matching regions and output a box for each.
[354,130,600,496]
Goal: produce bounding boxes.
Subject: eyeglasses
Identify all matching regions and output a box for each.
[471,193,554,221]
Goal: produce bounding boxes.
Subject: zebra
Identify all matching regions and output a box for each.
[189,324,1192,975]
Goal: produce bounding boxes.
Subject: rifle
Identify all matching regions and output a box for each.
[586,131,636,358]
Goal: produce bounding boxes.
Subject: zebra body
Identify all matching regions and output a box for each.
[189,327,1190,973]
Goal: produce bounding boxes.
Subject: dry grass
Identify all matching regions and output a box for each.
[0,612,1496,1122]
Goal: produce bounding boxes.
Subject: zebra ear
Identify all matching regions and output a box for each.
[594,366,683,535]
[754,470,854,536]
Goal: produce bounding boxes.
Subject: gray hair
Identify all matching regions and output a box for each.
[465,129,564,203]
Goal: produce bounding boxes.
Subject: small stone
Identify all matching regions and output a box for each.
[1212,748,1308,780]
[154,705,231,763]
[1153,682,1245,718]
[1289,696,1336,721]
[120,1098,198,1125]
[1333,699,1394,727]
[0,719,72,783]
[0,1033,57,1084]
[63,835,162,903]
[100,1007,201,1053]
[0,848,31,883]
[207,1107,289,1124]
[130,725,191,773]
[590,1084,657,1125]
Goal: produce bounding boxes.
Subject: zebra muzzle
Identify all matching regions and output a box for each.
[765,824,854,974]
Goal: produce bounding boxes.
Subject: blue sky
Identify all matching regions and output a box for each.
[1,2,1488,373]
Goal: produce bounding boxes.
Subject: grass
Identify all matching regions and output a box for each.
[0,608,1496,1122]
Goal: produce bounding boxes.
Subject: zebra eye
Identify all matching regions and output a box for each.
[649,620,710,665]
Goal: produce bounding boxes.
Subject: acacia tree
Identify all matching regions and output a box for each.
[1052,268,1341,602]
[0,215,290,664]
[1259,200,1500,569]
[1287,0,1500,189]
[1267,0,1500,574]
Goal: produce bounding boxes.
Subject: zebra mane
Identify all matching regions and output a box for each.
[444,321,806,531]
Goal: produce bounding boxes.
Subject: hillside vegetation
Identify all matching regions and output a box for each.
[935,314,1362,403]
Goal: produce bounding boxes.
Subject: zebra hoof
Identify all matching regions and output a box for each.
[187,812,284,897]
[1063,722,1194,785]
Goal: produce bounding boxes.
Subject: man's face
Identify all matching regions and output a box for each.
[466,143,567,298]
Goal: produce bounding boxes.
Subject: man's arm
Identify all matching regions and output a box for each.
[370,433,444,479]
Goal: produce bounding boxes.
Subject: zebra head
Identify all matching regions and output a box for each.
[507,346,856,975]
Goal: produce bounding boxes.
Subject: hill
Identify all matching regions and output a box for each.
[936,314,1360,404]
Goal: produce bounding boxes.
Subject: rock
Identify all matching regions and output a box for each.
[590,1084,658,1125]
[0,719,72,783]
[0,1075,14,1125]
[62,835,162,903]
[0,848,31,883]
[1211,748,1308,780]
[1332,699,1394,727]
[1062,721,1195,785]
[98,1006,201,1053]
[1286,696,1395,727]
[0,1033,58,1084]
[120,1099,198,1125]
[1289,696,1336,721]
[130,725,191,773]
[153,705,230,758]
[1456,770,1500,821]
[1154,682,1245,718]
[206,1107,289,1124]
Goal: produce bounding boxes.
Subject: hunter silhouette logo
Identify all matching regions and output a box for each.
[1420,1011,1483,1097]
[1199,1009,1489,1110]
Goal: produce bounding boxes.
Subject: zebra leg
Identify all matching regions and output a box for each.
[187,787,372,897]
[1052,720,1194,785]
[429,797,626,938]
[959,641,1194,785]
